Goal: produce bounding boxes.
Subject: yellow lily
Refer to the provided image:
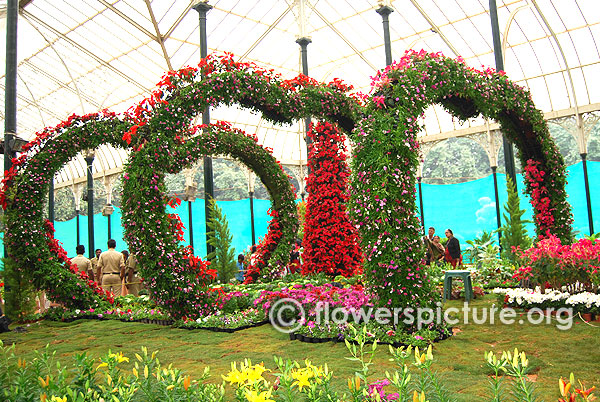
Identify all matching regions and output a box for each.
[222,362,247,386]
[244,389,275,402]
[291,368,312,391]
[413,390,427,402]
[108,352,129,363]
[559,377,572,397]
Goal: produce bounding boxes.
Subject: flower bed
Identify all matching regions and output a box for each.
[513,234,600,290]
[254,283,370,319]
[176,308,267,332]
[493,287,600,315]
[291,321,450,348]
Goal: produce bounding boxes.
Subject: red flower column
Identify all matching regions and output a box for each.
[302,121,363,277]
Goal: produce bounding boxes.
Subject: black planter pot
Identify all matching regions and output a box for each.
[289,333,296,341]
[296,334,305,342]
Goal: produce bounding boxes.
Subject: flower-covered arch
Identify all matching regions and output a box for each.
[2,51,572,313]
[1,111,132,308]
[350,50,572,308]
[118,55,361,316]
[122,122,302,317]
[1,54,361,313]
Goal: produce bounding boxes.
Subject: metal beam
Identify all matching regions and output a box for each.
[376,5,394,67]
[98,0,157,41]
[144,0,174,71]
[530,0,584,152]
[0,82,63,120]
[239,5,293,62]
[408,0,461,57]
[307,4,378,71]
[164,2,196,40]
[22,61,100,108]
[85,154,95,258]
[22,11,151,93]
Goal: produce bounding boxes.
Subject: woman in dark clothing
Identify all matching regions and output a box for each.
[444,229,462,268]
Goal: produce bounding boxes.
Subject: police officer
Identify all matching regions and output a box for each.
[71,245,93,280]
[90,248,102,283]
[97,239,125,296]
[126,253,142,296]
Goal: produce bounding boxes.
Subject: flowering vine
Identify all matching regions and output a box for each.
[122,122,298,316]
[523,159,555,236]
[350,50,571,308]
[301,121,363,277]
[244,209,283,283]
[0,110,131,308]
[1,50,571,315]
[1,53,359,312]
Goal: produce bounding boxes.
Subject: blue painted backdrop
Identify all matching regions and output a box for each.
[1,161,598,259]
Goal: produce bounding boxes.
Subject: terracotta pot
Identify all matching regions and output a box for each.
[581,313,593,322]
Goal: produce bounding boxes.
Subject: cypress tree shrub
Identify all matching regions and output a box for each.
[497,177,532,262]
[2,257,36,322]
[206,198,237,282]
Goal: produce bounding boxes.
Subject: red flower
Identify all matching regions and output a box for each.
[301,121,363,277]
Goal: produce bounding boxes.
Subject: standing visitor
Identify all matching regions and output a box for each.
[71,245,93,280]
[121,250,129,264]
[289,239,302,274]
[236,254,245,281]
[423,226,435,265]
[444,229,462,268]
[126,253,142,296]
[430,235,445,266]
[249,245,258,265]
[97,239,125,296]
[90,248,102,283]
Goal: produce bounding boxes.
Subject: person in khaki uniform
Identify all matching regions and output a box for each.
[126,254,142,296]
[71,245,93,280]
[97,239,125,296]
[90,248,101,283]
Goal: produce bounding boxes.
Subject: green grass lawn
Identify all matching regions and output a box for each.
[1,294,599,401]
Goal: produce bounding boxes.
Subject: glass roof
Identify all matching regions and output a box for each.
[1,0,599,187]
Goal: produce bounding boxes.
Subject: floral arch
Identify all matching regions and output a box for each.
[1,54,361,314]
[350,50,572,308]
[1,112,132,308]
